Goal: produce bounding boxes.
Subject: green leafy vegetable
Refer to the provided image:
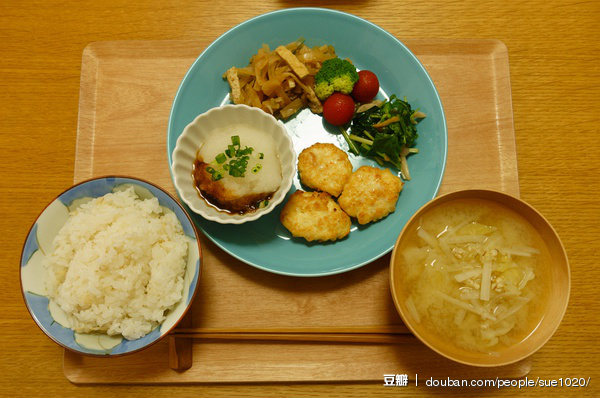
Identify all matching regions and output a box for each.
[342,95,425,173]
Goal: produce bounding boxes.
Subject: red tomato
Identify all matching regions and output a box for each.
[351,70,380,103]
[322,93,355,126]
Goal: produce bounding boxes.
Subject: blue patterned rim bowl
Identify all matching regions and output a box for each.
[20,176,202,356]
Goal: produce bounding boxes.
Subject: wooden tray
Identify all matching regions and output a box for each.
[64,39,523,384]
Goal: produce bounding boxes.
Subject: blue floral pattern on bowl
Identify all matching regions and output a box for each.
[20,176,201,356]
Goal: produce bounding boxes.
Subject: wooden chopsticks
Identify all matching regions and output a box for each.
[170,325,411,344]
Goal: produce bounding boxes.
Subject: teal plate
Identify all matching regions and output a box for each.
[167,8,447,277]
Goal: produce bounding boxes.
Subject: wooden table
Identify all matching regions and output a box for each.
[2,1,598,396]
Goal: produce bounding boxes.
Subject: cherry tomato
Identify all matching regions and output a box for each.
[322,93,355,126]
[351,70,380,103]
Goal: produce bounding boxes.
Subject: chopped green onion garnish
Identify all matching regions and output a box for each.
[215,153,227,164]
[211,171,223,181]
[238,147,253,156]
[206,135,257,179]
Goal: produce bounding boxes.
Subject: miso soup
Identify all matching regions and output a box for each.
[398,198,550,353]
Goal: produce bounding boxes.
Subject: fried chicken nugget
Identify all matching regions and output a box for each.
[297,143,353,197]
[280,190,351,242]
[338,166,403,225]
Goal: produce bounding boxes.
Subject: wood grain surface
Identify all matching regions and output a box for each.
[2,1,599,397]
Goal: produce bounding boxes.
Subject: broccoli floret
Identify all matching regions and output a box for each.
[314,58,359,100]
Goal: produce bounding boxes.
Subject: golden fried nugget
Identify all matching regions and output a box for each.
[338,166,403,225]
[280,190,351,242]
[297,143,353,197]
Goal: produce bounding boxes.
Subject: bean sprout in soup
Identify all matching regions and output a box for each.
[398,198,550,354]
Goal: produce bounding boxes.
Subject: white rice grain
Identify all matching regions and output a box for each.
[44,187,188,340]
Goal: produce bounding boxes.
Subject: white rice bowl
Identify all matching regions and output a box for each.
[43,187,188,340]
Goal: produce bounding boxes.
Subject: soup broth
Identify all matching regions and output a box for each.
[398,198,550,353]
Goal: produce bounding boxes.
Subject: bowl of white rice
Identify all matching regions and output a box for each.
[20,176,202,356]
